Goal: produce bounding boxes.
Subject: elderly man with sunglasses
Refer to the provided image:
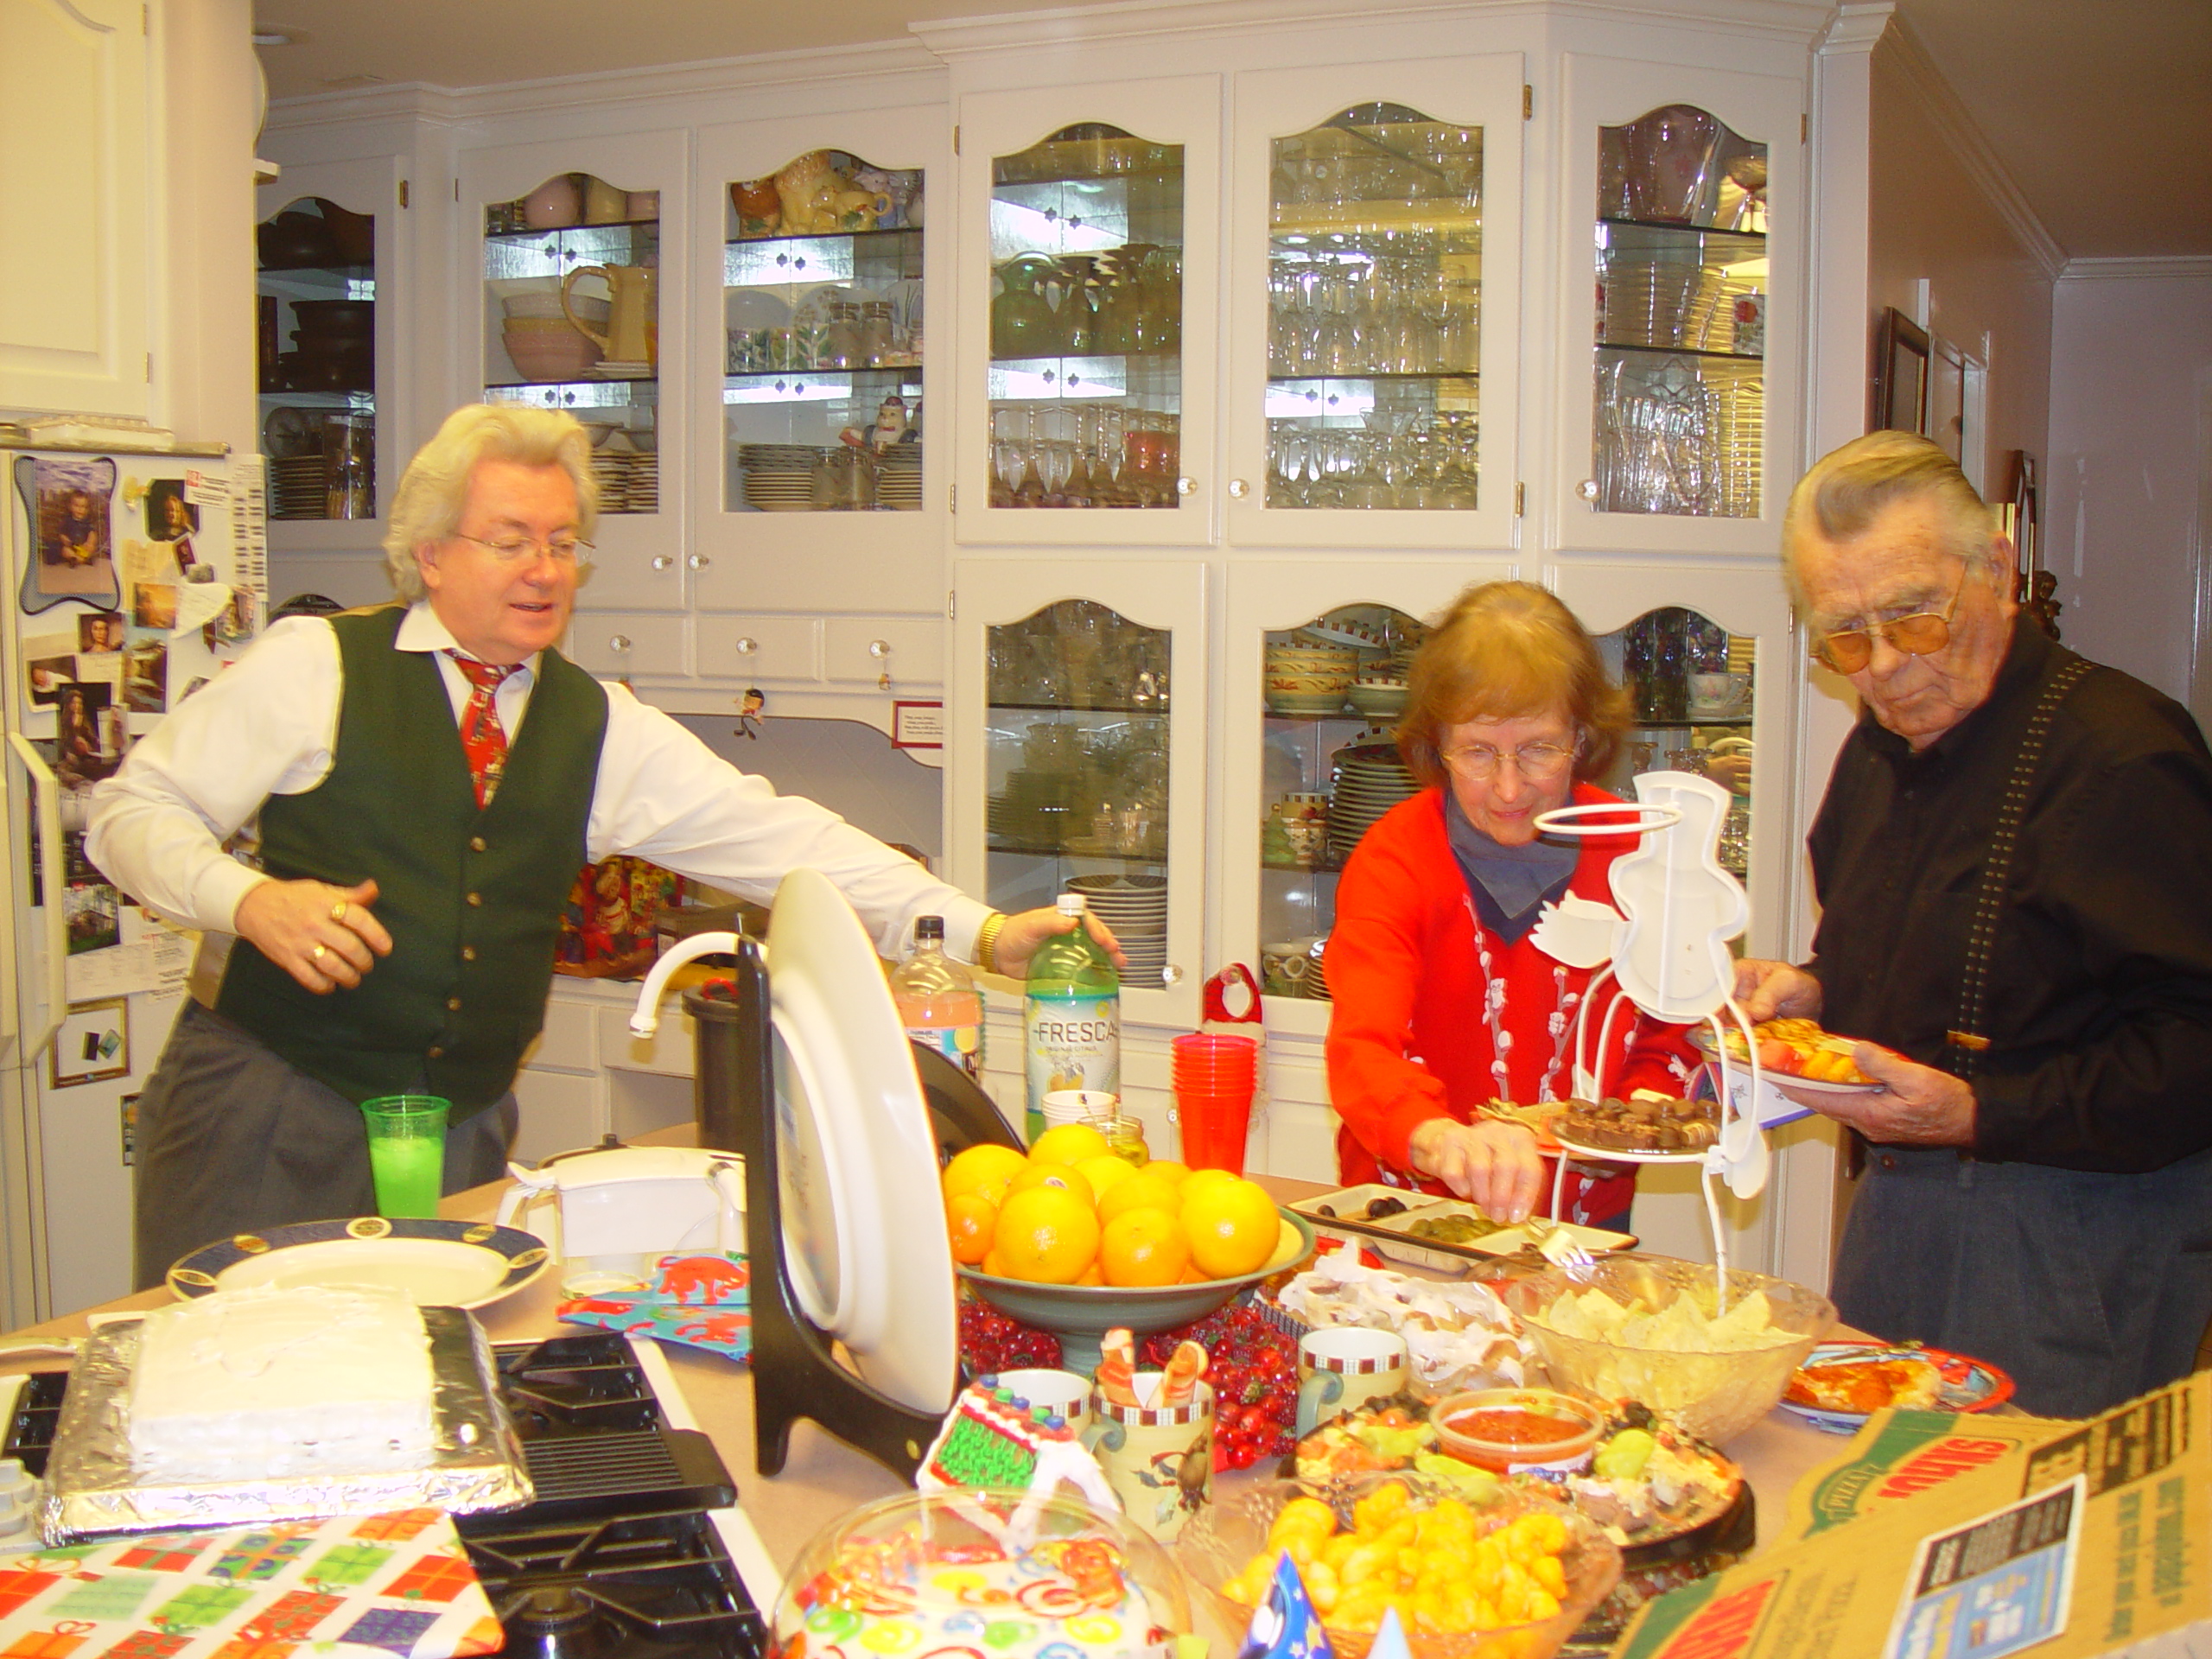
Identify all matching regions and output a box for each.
[89,404,1116,1289]
[1734,431,2212,1417]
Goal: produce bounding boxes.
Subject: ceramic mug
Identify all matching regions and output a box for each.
[1296,1326,1409,1435]
[987,1367,1092,1433]
[1083,1375,1212,1541]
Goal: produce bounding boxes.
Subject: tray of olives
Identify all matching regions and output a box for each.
[1290,1184,1636,1272]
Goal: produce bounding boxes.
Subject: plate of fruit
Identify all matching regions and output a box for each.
[942,1122,1314,1374]
[1690,1017,1884,1092]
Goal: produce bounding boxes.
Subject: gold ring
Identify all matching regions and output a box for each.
[311,944,327,962]
[330,900,348,923]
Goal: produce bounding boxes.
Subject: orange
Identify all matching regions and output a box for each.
[1076,1154,1138,1203]
[982,1250,1009,1277]
[993,1185,1101,1284]
[944,1192,997,1267]
[1144,1160,1192,1190]
[1007,1160,1096,1207]
[1098,1171,1184,1225]
[943,1143,1028,1207]
[1028,1122,1113,1166]
[1178,1166,1242,1214]
[1181,1176,1281,1278]
[1099,1206,1192,1287]
[1075,1261,1105,1286]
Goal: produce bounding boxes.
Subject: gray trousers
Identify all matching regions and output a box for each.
[132,1001,518,1290]
[1831,1144,2212,1419]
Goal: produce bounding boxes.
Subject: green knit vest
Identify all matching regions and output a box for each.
[217,605,607,1115]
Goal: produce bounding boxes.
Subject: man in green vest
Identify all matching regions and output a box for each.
[89,404,1111,1288]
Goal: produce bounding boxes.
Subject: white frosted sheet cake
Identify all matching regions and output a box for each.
[127,1282,436,1484]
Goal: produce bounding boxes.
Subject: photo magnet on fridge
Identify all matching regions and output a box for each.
[15,454,122,613]
[51,997,128,1088]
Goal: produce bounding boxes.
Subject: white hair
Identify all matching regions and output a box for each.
[381,404,599,600]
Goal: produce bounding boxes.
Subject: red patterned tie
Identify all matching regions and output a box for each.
[445,651,519,807]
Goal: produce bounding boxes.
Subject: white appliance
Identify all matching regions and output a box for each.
[0,434,266,1322]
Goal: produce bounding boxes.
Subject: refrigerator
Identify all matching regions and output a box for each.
[0,434,266,1323]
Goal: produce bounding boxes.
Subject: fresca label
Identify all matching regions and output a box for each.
[1025,990,1118,1106]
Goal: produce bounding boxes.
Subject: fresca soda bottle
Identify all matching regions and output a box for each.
[1022,893,1119,1144]
[891,914,982,1083]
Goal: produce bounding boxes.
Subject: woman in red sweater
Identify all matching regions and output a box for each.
[1325,582,1698,1231]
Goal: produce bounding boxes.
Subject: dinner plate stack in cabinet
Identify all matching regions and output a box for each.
[1328,741,1421,863]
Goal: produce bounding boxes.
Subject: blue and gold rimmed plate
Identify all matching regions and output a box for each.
[1778,1341,2016,1433]
[165,1217,551,1308]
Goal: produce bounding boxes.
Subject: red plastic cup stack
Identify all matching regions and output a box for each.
[1172,1032,1260,1175]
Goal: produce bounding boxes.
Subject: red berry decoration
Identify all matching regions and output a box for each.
[1143,1300,1298,1468]
[957,1290,1061,1376]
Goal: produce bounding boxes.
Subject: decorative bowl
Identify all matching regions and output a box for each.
[959,1210,1314,1376]
[1499,1255,1835,1446]
[1176,1472,1621,1659]
[502,328,603,382]
[1346,682,1409,718]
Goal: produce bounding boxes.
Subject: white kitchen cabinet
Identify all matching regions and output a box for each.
[565,612,688,677]
[948,558,1208,1024]
[694,613,822,683]
[512,1066,602,1163]
[0,0,148,418]
[1549,57,1804,557]
[953,76,1224,547]
[1223,56,1526,550]
[825,616,944,688]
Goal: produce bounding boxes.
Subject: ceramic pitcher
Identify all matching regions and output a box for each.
[563,264,657,367]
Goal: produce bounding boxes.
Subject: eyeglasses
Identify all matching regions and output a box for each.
[1811,563,1968,674]
[1440,741,1579,781]
[453,532,593,566]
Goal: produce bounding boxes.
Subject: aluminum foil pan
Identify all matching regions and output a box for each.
[38,1305,532,1541]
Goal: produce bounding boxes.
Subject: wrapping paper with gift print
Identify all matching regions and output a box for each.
[556,1252,751,1360]
[0,1510,500,1659]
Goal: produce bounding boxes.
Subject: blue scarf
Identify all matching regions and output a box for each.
[1443,791,1577,944]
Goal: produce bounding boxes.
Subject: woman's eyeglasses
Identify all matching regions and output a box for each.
[1810,564,1968,674]
[1440,741,1578,781]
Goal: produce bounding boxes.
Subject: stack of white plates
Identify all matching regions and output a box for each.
[1329,741,1420,862]
[269,454,327,518]
[1069,874,1168,981]
[876,448,923,512]
[740,443,821,513]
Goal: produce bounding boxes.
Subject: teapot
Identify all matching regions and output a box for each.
[562,263,656,369]
[494,1141,744,1287]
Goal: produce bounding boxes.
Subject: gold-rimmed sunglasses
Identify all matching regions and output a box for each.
[1809,563,1969,674]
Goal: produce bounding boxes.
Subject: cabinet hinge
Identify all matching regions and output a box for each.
[399,180,410,208]
[144,352,151,382]
[953,124,961,156]
[1514,481,1525,516]
[1802,112,1809,143]
[949,483,957,512]
[454,180,461,201]
[142,4,148,35]
[947,591,957,621]
[1522,84,1532,121]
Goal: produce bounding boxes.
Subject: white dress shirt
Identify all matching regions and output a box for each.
[86,602,988,963]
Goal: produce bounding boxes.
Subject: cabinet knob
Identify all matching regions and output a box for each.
[1227,478,1249,499]
[609,634,632,653]
[1577,479,1601,502]
[734,636,759,656]
[1176,476,1198,497]
[1160,964,1185,986]
[869,639,892,658]
[651,555,674,571]
[689,553,710,569]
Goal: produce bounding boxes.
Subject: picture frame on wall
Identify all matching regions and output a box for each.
[1874,308,1931,435]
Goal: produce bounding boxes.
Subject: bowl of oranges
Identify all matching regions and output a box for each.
[944,1122,1316,1375]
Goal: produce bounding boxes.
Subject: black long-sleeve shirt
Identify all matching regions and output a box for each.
[1806,618,2212,1173]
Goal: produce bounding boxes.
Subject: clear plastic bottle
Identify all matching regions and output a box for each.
[892,915,982,1084]
[1022,893,1120,1145]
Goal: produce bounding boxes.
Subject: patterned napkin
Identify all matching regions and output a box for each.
[555,1252,752,1360]
[0,1509,500,1659]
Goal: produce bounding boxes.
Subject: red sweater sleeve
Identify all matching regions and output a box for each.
[1324,817,1454,1173]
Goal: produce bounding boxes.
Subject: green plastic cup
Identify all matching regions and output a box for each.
[359,1094,449,1218]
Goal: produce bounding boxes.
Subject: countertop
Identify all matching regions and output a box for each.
[4,1134,1860,1591]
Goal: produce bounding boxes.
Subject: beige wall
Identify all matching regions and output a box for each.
[2045,270,2212,708]
[1865,31,2055,496]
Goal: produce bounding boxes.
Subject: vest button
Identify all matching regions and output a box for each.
[427,1045,444,1059]
[467,892,483,906]
[470,836,486,852]
[447,996,462,1012]
[461,946,478,962]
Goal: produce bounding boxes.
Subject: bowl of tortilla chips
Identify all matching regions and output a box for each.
[1500,1255,1834,1446]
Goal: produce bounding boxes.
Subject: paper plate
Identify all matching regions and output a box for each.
[1777,1341,2015,1433]
[166,1217,551,1308]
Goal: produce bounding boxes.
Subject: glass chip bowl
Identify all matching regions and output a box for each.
[1498,1255,1836,1446]
[772,1488,1192,1659]
[1176,1472,1621,1659]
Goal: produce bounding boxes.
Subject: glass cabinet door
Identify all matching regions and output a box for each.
[721,149,923,516]
[1593,607,1757,878]
[482,173,662,516]
[257,194,378,524]
[1590,106,1766,520]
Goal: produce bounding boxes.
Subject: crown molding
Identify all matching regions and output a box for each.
[265,36,943,132]
[1876,16,2066,283]
[911,0,1836,60]
[1815,1,1891,55]
[2059,255,2212,283]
